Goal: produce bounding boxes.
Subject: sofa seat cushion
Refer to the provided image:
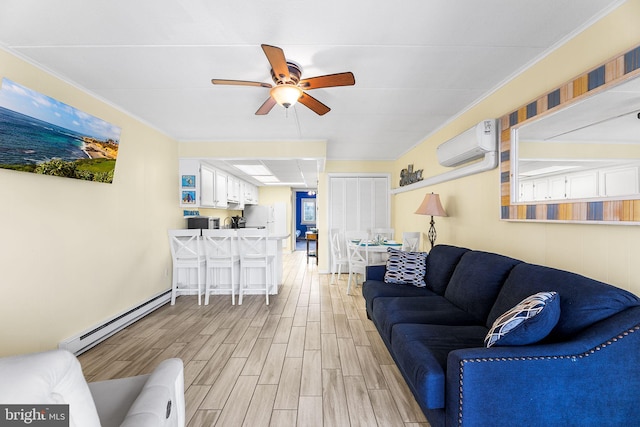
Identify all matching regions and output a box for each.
[89,375,148,427]
[391,324,488,409]
[487,263,640,340]
[444,251,521,323]
[372,296,480,345]
[363,280,437,318]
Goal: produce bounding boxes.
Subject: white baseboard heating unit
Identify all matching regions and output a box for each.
[59,290,171,355]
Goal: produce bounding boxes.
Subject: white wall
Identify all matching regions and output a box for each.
[0,49,182,356]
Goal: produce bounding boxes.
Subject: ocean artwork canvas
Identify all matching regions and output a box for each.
[0,78,121,183]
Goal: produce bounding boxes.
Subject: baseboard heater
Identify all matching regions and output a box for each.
[59,289,171,355]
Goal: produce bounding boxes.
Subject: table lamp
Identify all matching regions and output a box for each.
[415,192,447,249]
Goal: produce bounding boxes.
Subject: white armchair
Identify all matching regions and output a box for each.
[0,349,185,427]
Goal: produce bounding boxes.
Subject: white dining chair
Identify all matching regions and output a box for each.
[237,228,273,305]
[168,229,205,305]
[344,230,369,295]
[202,229,239,305]
[329,228,349,285]
[402,231,421,252]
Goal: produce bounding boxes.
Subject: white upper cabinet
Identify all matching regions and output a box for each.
[200,165,215,207]
[195,164,227,208]
[243,182,259,205]
[227,175,240,204]
[179,159,259,209]
[213,170,228,209]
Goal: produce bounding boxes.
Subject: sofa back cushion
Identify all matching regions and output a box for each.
[487,263,640,340]
[425,244,470,295]
[444,251,522,323]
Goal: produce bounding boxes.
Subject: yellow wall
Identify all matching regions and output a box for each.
[519,141,640,159]
[0,49,182,356]
[393,0,640,295]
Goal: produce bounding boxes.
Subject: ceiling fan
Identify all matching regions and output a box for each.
[211,44,355,116]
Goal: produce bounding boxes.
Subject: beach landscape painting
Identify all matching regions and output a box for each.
[0,78,121,183]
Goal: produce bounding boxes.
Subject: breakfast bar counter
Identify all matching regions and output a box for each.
[209,231,290,296]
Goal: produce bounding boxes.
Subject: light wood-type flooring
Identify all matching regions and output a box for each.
[78,250,430,427]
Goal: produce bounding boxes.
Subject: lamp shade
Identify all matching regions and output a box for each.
[270,84,303,108]
[415,193,447,217]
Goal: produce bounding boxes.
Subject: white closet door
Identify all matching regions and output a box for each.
[372,177,389,228]
[344,177,360,231]
[328,174,390,234]
[329,177,346,231]
[358,178,374,232]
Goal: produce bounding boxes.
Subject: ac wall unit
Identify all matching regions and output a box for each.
[437,119,498,167]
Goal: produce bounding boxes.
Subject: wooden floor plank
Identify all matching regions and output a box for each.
[242,384,278,427]
[214,375,258,427]
[322,368,350,427]
[273,357,303,410]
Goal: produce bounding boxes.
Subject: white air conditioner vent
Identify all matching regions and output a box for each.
[437,119,498,167]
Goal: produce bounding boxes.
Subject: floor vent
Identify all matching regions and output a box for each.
[59,290,171,355]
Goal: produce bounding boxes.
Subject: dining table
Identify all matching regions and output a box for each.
[350,239,403,264]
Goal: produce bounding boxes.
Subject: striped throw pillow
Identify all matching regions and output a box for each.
[384,247,428,287]
[485,291,560,347]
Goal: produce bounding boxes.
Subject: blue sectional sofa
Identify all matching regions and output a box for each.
[363,244,640,427]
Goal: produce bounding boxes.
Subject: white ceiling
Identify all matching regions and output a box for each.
[0,0,625,186]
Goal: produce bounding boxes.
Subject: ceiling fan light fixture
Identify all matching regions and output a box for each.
[270,84,302,109]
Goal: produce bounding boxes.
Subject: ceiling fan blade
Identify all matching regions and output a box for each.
[255,97,277,115]
[211,79,272,88]
[299,72,355,90]
[261,44,290,82]
[298,93,330,116]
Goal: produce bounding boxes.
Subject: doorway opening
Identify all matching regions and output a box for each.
[293,189,317,252]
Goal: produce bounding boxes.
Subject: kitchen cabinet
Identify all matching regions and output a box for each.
[518,165,640,202]
[200,166,215,206]
[600,165,639,197]
[179,159,259,209]
[243,182,259,205]
[566,171,598,199]
[227,175,240,204]
[213,170,228,208]
[200,165,228,208]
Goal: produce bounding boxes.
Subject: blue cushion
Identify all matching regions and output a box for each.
[363,280,436,318]
[371,296,479,345]
[487,263,640,340]
[444,251,522,323]
[424,245,470,295]
[485,291,560,347]
[384,247,428,287]
[391,324,487,409]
